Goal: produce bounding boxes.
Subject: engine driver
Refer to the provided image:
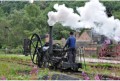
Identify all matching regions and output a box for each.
[63,31,76,63]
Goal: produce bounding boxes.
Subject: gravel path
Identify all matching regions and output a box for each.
[78,57,120,64]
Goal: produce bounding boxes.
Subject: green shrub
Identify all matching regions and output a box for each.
[0,44,2,49]
[10,45,23,54]
[96,63,111,68]
[91,54,97,58]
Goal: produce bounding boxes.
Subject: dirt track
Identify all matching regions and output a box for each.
[77,57,120,64]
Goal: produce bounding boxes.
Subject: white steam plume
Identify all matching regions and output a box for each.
[29,0,34,3]
[47,4,80,28]
[47,0,120,41]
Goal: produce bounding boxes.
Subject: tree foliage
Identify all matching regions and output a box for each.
[0,1,120,53]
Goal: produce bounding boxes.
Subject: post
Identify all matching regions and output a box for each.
[49,26,53,54]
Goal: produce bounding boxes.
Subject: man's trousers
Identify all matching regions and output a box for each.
[68,48,76,63]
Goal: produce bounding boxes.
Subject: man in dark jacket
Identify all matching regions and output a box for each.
[63,31,76,63]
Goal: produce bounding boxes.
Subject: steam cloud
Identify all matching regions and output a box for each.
[29,0,34,3]
[47,0,120,41]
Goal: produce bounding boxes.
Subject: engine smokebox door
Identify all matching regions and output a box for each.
[23,39,31,56]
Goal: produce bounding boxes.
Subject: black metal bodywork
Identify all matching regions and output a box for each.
[23,39,31,56]
[23,26,82,71]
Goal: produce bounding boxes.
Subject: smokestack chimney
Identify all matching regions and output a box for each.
[106,8,112,17]
[49,26,53,54]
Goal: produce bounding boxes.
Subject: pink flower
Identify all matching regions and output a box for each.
[30,66,39,75]
[82,71,86,76]
[94,74,100,80]
[1,76,6,80]
[85,76,90,80]
[82,71,90,80]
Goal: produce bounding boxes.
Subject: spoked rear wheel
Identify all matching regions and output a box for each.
[30,33,43,67]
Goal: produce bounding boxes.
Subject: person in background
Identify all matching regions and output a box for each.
[63,31,76,63]
[104,38,113,45]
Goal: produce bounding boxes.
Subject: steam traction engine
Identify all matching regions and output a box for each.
[98,9,120,58]
[98,42,120,58]
[23,26,82,71]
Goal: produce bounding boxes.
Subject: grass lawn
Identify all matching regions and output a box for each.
[0,54,49,80]
[81,62,120,79]
[1,53,120,80]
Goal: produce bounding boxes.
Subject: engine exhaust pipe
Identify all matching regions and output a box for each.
[49,26,53,54]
